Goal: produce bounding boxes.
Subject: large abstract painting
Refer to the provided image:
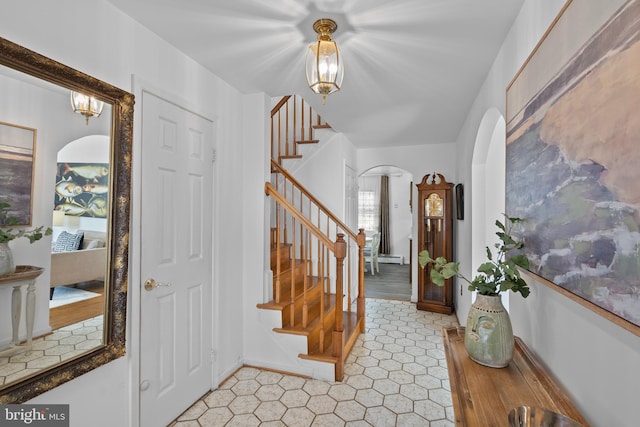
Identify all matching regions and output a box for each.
[506,0,640,333]
[55,162,109,218]
[0,121,36,226]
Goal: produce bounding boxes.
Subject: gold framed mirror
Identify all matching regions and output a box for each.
[0,36,133,403]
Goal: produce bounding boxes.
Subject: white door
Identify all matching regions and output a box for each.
[139,91,214,426]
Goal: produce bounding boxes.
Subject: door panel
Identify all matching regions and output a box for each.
[140,92,214,427]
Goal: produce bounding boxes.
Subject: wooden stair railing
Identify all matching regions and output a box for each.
[271,95,331,165]
[261,164,365,381]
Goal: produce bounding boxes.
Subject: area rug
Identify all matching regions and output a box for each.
[49,286,100,308]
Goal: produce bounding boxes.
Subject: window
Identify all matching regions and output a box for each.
[358,190,378,231]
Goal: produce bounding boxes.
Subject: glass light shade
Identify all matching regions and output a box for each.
[305,20,344,104]
[70,91,104,124]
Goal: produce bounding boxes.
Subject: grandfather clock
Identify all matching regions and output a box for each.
[416,173,454,314]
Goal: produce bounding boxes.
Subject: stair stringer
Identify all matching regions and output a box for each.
[249,306,335,381]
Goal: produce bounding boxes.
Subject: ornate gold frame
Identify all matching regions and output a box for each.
[0,36,134,403]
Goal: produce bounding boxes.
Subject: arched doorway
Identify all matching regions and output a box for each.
[358,165,413,300]
[471,108,508,309]
[50,135,109,328]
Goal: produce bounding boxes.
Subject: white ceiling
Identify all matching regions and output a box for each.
[107,0,524,148]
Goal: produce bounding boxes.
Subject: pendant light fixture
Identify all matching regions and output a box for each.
[70,91,104,125]
[305,18,344,104]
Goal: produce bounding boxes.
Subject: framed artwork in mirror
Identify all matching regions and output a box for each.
[0,121,36,226]
[55,162,109,218]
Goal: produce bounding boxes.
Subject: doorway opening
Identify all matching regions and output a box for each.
[50,135,110,329]
[358,165,412,300]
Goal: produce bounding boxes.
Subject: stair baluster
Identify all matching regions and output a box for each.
[263,174,366,381]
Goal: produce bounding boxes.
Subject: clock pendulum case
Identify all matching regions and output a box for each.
[416,173,454,314]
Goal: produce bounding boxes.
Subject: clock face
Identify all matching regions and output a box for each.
[425,193,443,217]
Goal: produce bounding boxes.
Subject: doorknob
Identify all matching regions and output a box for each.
[144,278,171,291]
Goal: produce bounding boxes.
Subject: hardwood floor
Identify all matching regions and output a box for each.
[49,281,105,330]
[364,263,411,300]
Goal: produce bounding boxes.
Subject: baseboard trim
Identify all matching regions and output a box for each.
[378,255,404,265]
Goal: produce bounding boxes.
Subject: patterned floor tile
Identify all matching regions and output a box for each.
[172,299,458,426]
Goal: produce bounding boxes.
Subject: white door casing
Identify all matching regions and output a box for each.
[345,163,358,232]
[139,91,214,426]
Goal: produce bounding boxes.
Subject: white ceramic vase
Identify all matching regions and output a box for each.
[0,242,16,277]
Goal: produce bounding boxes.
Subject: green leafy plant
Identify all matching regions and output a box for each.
[418,215,531,298]
[0,200,52,244]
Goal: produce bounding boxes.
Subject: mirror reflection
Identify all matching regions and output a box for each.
[0,63,112,389]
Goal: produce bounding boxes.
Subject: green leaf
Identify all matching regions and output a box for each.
[477,262,496,275]
[418,250,435,269]
[440,262,459,279]
[510,254,529,269]
[430,269,445,287]
[500,233,516,246]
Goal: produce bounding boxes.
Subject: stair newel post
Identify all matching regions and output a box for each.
[357,228,366,332]
[333,233,346,381]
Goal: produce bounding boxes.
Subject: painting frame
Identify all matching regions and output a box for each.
[455,183,464,220]
[0,121,36,226]
[506,0,640,336]
[55,162,110,218]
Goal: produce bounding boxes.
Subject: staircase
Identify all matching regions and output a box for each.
[257,96,365,381]
[271,95,331,166]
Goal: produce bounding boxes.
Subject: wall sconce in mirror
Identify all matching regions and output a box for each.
[70,91,104,125]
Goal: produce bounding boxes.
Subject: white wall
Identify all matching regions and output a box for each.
[456,1,640,425]
[1,1,250,426]
[292,132,358,219]
[388,172,412,262]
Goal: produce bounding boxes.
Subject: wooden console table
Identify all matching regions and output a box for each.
[443,326,589,426]
[0,265,44,355]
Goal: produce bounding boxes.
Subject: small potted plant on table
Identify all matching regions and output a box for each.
[0,201,52,277]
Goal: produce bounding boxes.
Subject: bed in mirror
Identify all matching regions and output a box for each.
[0,36,133,403]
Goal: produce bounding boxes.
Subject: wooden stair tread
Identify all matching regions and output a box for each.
[295,139,319,144]
[267,277,323,309]
[279,155,303,160]
[273,293,336,334]
[300,311,362,363]
[312,124,331,129]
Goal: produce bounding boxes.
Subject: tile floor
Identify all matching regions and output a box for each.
[0,316,103,386]
[170,299,459,426]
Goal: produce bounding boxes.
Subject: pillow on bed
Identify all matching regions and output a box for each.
[52,231,84,252]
